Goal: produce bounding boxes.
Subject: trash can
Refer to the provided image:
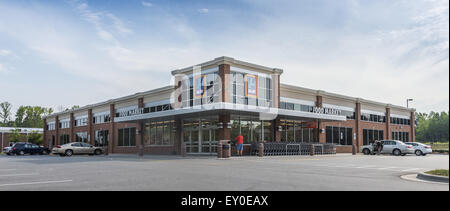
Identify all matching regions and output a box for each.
[222,144,231,158]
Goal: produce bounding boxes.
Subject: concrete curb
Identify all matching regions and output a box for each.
[417,172,449,183]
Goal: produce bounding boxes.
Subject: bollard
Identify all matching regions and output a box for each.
[352,144,356,155]
[258,143,264,157]
[217,142,223,158]
[139,144,144,157]
[181,143,187,157]
[310,144,315,156]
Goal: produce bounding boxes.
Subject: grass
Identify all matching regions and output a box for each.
[425,169,449,177]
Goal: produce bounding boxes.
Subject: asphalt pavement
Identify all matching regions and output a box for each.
[0,153,448,191]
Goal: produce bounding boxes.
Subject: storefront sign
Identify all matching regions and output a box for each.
[117,108,144,118]
[310,106,342,116]
[194,75,206,98]
[245,74,258,98]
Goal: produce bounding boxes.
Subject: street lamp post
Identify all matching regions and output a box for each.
[406,99,413,108]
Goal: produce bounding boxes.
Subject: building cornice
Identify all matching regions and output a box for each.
[171,56,283,76]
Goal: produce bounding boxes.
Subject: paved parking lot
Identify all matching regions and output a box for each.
[0,153,448,191]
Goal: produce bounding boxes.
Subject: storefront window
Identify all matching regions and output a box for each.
[230,71,273,107]
[118,127,136,147]
[75,132,88,143]
[95,130,109,147]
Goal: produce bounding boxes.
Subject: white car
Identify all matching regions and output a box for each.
[2,147,11,153]
[360,140,415,156]
[405,142,432,156]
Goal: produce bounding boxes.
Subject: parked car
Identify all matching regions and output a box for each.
[360,140,414,156]
[405,142,432,156]
[3,146,11,153]
[6,142,50,156]
[52,142,103,157]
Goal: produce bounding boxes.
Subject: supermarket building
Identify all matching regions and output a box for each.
[43,56,416,155]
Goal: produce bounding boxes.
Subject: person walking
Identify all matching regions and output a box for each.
[376,140,382,155]
[235,134,244,156]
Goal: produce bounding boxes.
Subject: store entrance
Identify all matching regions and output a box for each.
[183,117,218,155]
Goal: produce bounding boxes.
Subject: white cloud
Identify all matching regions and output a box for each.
[198,8,209,14]
[0,63,10,74]
[142,1,153,7]
[0,49,12,56]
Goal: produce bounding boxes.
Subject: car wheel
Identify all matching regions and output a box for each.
[65,150,73,157]
[18,150,25,156]
[415,150,423,156]
[94,149,102,155]
[393,149,401,156]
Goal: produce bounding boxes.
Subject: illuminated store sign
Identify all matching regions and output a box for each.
[311,107,342,116]
[245,74,258,98]
[194,75,206,98]
[117,108,144,118]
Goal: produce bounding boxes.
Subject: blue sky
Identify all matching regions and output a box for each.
[0,0,448,115]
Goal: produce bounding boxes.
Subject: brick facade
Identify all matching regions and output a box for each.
[42,57,415,155]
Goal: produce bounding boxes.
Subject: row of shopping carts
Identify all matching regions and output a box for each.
[250,142,336,156]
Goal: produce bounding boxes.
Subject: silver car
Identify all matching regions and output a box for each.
[52,142,103,157]
[360,140,414,156]
[405,142,433,156]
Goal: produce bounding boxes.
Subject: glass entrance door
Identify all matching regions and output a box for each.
[183,117,218,155]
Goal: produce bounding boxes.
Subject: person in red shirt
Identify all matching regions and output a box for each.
[235,134,244,156]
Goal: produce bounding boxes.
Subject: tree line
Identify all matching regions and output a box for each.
[415,111,449,143]
[0,101,54,128]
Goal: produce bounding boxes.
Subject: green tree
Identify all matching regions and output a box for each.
[8,129,25,143]
[15,106,53,128]
[415,111,449,143]
[27,131,43,145]
[0,101,12,126]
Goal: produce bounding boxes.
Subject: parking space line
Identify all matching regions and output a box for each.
[401,168,421,172]
[0,180,73,187]
[354,165,377,169]
[377,167,399,170]
[0,173,40,177]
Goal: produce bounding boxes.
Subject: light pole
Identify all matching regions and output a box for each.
[406,99,413,108]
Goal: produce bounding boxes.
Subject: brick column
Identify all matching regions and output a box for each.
[138,97,144,109]
[138,98,145,155]
[55,116,60,145]
[355,101,362,151]
[218,114,231,141]
[218,64,231,103]
[88,109,94,145]
[43,118,47,147]
[410,111,415,142]
[273,118,281,142]
[316,95,324,143]
[70,113,74,142]
[174,118,183,155]
[386,106,391,140]
[109,104,115,154]
[272,74,281,108]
